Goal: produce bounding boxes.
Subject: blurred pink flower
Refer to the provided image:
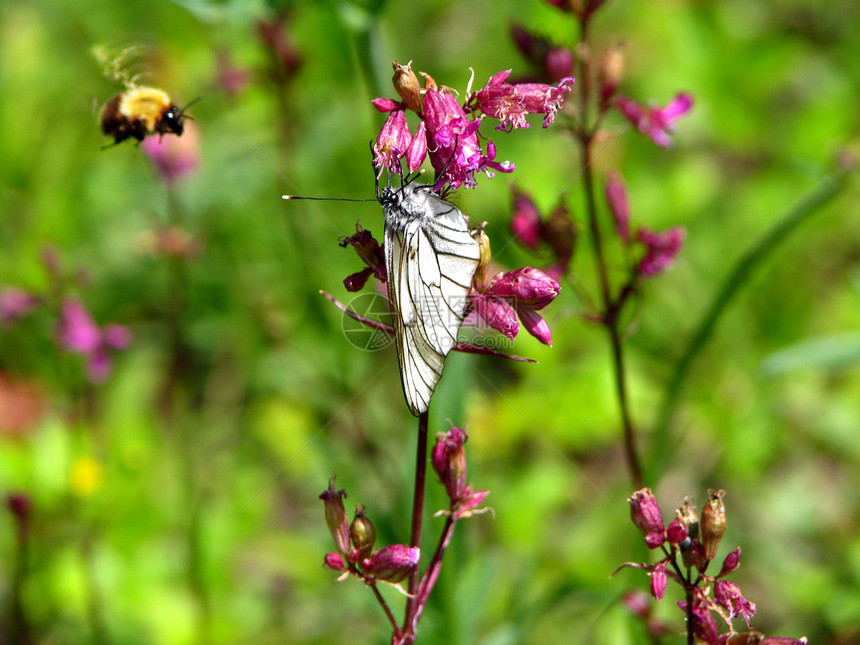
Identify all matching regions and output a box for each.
[637,227,685,278]
[616,93,693,147]
[141,120,200,183]
[0,288,40,322]
[56,299,131,383]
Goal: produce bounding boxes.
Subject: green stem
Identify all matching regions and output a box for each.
[649,169,852,478]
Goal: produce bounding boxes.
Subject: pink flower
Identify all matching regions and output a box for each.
[714,580,756,627]
[470,292,519,339]
[511,187,542,250]
[366,544,420,583]
[637,227,685,278]
[0,288,40,322]
[472,70,574,131]
[141,120,200,182]
[373,109,413,176]
[605,171,630,242]
[616,93,693,147]
[56,299,131,383]
[649,561,667,601]
[423,86,486,189]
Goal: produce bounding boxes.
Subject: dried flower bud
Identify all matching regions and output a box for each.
[700,489,727,562]
[543,202,576,265]
[675,496,699,539]
[367,544,420,583]
[724,632,765,645]
[350,505,376,560]
[599,44,625,104]
[392,60,422,115]
[649,561,667,601]
[319,478,350,555]
[323,551,346,572]
[473,228,492,288]
[628,488,665,548]
[718,547,741,578]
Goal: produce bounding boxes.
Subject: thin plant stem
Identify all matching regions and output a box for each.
[576,25,644,488]
[413,514,457,622]
[402,410,430,640]
[370,582,402,637]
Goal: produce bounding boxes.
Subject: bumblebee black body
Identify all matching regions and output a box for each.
[100,86,185,145]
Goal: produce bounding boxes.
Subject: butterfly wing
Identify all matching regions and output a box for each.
[385,194,480,416]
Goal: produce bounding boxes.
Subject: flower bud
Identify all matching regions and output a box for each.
[319,478,350,555]
[543,202,576,265]
[718,546,741,578]
[487,267,560,310]
[350,504,376,560]
[517,308,553,346]
[405,121,427,172]
[511,188,542,251]
[649,561,667,601]
[628,488,665,548]
[700,489,727,562]
[666,519,687,545]
[392,60,422,115]
[545,47,574,84]
[605,171,630,242]
[367,544,420,583]
[471,293,519,340]
[432,425,469,503]
[323,551,346,572]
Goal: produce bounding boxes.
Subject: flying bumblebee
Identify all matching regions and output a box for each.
[100,86,187,145]
[95,45,190,147]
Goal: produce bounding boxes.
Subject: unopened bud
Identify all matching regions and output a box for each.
[628,488,665,548]
[700,489,727,562]
[323,551,346,572]
[432,425,469,503]
[649,561,667,601]
[367,544,420,583]
[319,478,350,555]
[392,60,423,115]
[718,546,741,578]
[350,504,376,560]
[666,519,687,545]
[487,267,560,310]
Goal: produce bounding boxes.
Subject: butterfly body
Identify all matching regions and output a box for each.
[379,183,481,416]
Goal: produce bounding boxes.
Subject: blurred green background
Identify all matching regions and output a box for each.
[1,0,859,643]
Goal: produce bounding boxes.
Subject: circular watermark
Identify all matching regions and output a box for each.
[342,292,395,352]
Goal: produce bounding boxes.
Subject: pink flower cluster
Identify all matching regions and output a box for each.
[621,488,807,645]
[320,479,420,585]
[372,61,573,190]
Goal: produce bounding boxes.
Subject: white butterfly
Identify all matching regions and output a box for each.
[379,181,481,416]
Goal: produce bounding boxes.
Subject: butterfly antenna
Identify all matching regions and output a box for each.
[434,135,459,193]
[282,195,376,202]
